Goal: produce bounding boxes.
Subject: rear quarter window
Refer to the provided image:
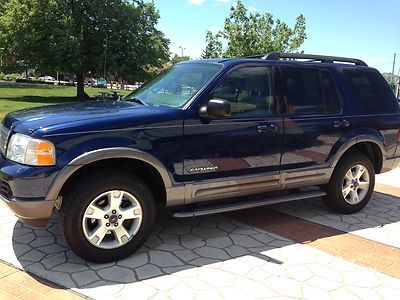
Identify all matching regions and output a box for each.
[345,69,398,114]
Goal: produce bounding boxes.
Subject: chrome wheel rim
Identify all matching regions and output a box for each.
[342,164,370,205]
[82,190,143,249]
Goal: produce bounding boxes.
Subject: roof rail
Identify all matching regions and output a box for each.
[252,52,368,66]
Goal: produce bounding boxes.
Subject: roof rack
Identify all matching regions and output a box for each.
[248,52,368,66]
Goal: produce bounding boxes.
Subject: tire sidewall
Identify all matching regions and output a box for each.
[61,174,154,262]
[328,154,375,214]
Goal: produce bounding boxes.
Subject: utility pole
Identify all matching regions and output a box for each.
[179,46,185,57]
[391,53,396,85]
[103,33,108,80]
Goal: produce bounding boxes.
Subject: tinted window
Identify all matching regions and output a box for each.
[126,63,222,107]
[321,70,340,113]
[346,69,398,114]
[283,67,340,114]
[212,67,276,117]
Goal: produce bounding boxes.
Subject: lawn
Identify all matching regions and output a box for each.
[0,82,131,120]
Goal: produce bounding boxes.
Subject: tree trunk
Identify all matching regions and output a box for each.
[76,72,90,100]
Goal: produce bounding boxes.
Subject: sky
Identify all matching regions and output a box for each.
[150,0,400,73]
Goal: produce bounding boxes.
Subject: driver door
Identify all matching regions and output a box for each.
[182,65,283,202]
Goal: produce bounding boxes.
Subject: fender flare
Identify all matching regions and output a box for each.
[329,135,386,170]
[45,147,172,201]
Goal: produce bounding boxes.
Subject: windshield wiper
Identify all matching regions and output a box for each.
[126,97,148,106]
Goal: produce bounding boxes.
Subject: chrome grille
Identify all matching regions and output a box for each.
[0,181,12,199]
[0,125,10,156]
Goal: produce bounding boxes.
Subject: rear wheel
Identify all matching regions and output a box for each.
[59,171,155,262]
[323,153,375,214]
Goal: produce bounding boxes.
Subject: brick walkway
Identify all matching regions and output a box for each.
[0,261,85,299]
[231,207,400,278]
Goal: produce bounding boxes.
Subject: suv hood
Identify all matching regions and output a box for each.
[3,101,181,136]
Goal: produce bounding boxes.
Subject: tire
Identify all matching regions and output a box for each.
[323,153,375,214]
[59,170,155,262]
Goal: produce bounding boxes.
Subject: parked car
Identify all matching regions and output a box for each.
[1,53,400,262]
[93,78,107,88]
[132,81,144,90]
[38,76,56,82]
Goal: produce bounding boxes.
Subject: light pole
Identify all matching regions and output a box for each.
[0,47,4,69]
[391,53,396,85]
[103,33,108,80]
[179,46,186,57]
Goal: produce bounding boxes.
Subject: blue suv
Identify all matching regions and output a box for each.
[1,53,399,262]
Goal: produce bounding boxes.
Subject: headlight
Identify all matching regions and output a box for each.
[6,133,56,166]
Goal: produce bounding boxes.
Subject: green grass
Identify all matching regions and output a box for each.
[0,83,131,120]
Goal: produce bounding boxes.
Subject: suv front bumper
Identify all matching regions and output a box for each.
[0,194,56,227]
[0,155,60,227]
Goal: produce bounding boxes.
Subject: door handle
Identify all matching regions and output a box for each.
[257,125,269,133]
[257,123,279,133]
[333,120,350,128]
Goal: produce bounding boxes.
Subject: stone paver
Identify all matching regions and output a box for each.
[0,200,400,299]
[1,172,400,299]
[271,190,400,249]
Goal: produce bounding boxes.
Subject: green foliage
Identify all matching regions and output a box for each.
[6,73,17,81]
[171,54,190,64]
[382,72,399,86]
[0,0,170,97]
[201,31,223,59]
[202,0,307,58]
[0,72,4,80]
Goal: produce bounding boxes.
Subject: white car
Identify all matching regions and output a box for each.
[38,76,56,82]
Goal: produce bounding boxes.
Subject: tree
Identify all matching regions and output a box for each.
[170,54,190,65]
[202,0,307,58]
[382,72,399,86]
[0,0,169,99]
[201,31,223,59]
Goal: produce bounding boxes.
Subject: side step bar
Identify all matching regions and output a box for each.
[173,190,326,218]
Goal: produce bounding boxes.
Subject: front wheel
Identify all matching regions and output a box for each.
[59,171,155,262]
[323,153,375,214]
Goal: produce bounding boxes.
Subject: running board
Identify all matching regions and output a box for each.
[173,190,326,218]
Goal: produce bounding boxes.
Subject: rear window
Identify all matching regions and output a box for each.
[345,69,398,114]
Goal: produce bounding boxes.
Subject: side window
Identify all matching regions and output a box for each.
[321,70,341,113]
[345,69,398,114]
[212,67,276,117]
[283,67,341,114]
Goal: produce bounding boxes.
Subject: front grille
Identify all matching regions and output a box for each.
[0,125,10,156]
[0,181,12,199]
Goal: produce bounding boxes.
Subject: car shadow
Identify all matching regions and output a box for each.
[10,191,400,291]
[11,209,289,290]
[269,191,400,247]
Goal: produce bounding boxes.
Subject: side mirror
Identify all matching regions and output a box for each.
[199,99,231,119]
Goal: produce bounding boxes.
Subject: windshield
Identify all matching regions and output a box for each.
[125,63,222,107]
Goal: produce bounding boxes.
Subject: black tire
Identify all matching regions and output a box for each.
[323,153,375,214]
[59,170,155,262]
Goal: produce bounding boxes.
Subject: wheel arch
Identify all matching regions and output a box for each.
[330,136,386,174]
[46,148,172,205]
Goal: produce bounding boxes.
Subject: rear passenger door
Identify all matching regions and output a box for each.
[280,66,351,171]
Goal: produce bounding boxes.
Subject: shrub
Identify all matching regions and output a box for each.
[5,73,18,81]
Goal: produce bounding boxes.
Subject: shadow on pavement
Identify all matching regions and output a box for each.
[270,192,400,235]
[12,210,288,290]
[11,191,400,290]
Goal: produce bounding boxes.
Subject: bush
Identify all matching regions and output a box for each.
[0,73,5,80]
[5,73,18,81]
